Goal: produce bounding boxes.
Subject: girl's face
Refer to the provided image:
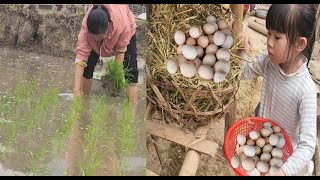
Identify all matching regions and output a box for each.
[267,29,290,64]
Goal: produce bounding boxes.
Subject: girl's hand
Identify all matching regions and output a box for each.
[237,31,252,55]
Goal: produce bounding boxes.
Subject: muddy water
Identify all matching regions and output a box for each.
[0,47,146,176]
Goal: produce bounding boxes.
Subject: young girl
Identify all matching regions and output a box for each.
[74,4,138,105]
[239,4,317,176]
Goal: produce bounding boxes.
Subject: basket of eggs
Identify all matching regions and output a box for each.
[224,117,293,176]
[147,4,242,126]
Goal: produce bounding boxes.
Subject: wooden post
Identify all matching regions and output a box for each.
[178,122,212,176]
[230,4,244,39]
[224,100,238,136]
[224,4,243,134]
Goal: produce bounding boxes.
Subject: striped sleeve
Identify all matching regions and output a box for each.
[242,51,269,79]
[281,92,317,176]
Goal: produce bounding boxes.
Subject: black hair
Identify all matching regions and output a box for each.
[266,4,316,67]
[87,5,110,35]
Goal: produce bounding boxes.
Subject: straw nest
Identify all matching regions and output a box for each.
[147,4,242,127]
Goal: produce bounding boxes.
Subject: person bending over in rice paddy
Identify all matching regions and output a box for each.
[238,4,317,176]
[74,4,138,106]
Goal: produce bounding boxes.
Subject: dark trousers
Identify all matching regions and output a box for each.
[83,34,138,84]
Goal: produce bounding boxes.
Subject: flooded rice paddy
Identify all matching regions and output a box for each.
[0,47,146,176]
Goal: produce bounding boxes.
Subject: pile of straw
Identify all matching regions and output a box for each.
[147,4,242,127]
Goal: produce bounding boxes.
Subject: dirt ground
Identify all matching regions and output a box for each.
[147,4,320,176]
[146,5,269,176]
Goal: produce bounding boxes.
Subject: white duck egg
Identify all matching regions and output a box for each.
[174,30,186,45]
[197,35,209,49]
[243,145,255,157]
[249,131,260,140]
[205,44,218,55]
[206,15,217,24]
[213,72,226,83]
[237,134,246,145]
[221,28,232,36]
[198,65,214,80]
[213,31,226,46]
[216,48,231,62]
[269,134,279,146]
[241,158,255,172]
[231,155,240,168]
[217,19,229,30]
[254,146,261,156]
[166,58,178,75]
[260,128,272,138]
[239,152,247,161]
[208,34,214,44]
[276,132,284,138]
[186,37,197,46]
[221,35,234,49]
[177,45,184,55]
[214,60,230,74]
[189,26,201,39]
[266,127,274,134]
[263,122,272,128]
[202,54,216,67]
[260,152,272,162]
[182,45,197,60]
[192,58,202,70]
[247,168,261,176]
[238,145,245,154]
[252,155,260,165]
[262,144,273,153]
[269,158,283,168]
[269,166,280,175]
[180,62,197,78]
[203,23,217,35]
[272,126,281,133]
[246,139,255,146]
[256,161,270,173]
[177,55,188,67]
[255,137,266,148]
[271,148,283,159]
[195,46,204,58]
[276,137,286,149]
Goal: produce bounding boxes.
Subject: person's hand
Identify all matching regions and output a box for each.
[237,31,252,55]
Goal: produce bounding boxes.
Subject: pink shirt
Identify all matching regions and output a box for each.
[75,4,137,63]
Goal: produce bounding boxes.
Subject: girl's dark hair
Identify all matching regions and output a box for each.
[87,5,110,35]
[266,4,316,65]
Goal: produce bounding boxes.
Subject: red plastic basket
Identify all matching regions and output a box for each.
[224,117,293,176]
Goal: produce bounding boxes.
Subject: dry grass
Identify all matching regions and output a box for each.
[147,4,243,127]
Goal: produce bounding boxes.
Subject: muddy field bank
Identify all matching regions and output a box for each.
[0,5,146,59]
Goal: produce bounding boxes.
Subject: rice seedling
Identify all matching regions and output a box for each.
[79,141,103,176]
[23,150,39,176]
[116,99,136,176]
[53,97,82,156]
[105,60,132,92]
